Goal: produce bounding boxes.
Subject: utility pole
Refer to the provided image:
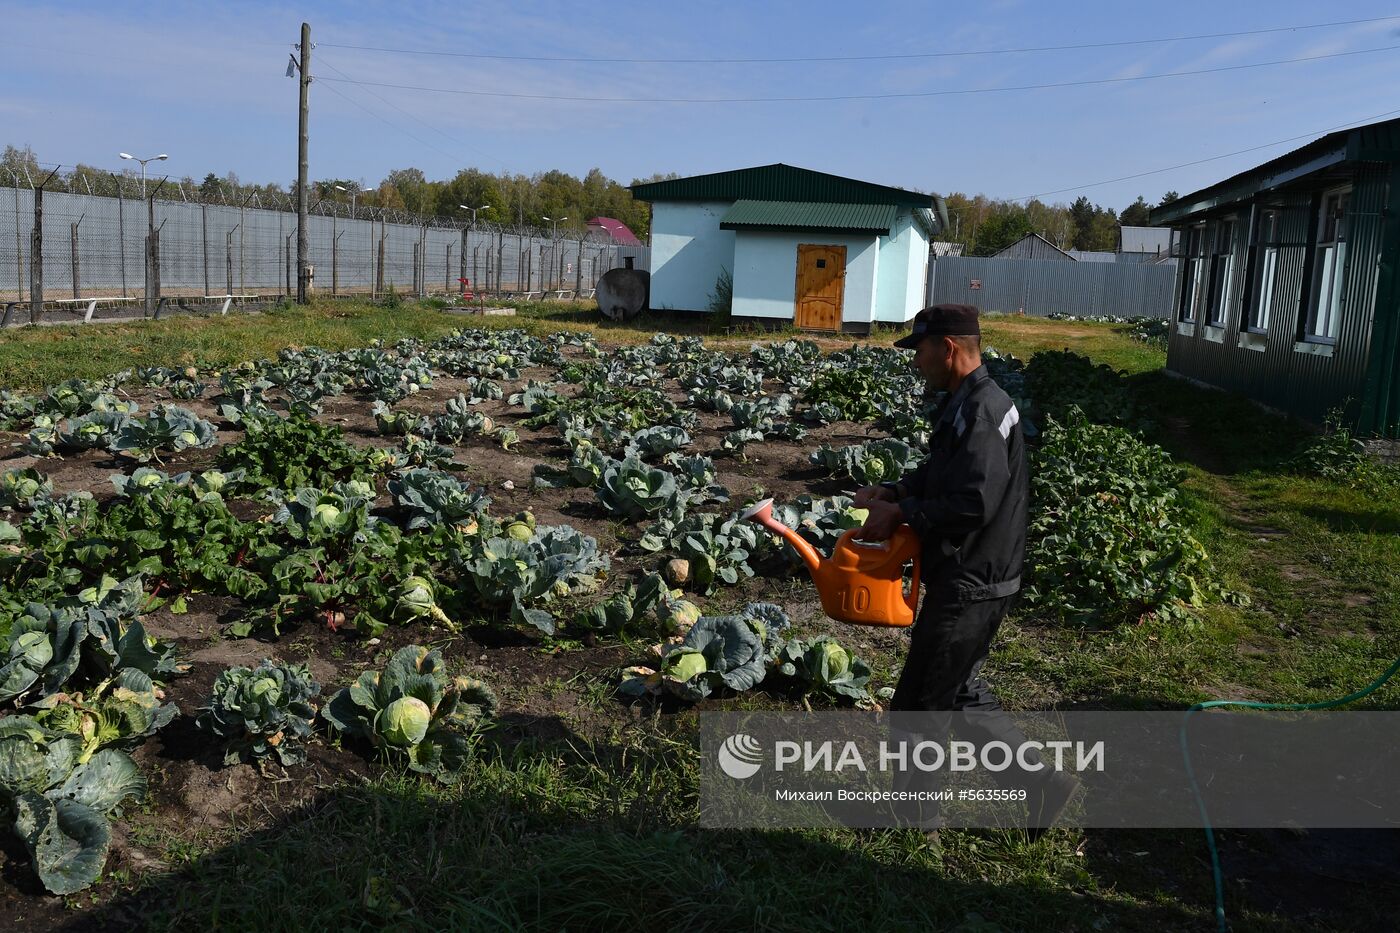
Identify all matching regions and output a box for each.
[295,21,311,304]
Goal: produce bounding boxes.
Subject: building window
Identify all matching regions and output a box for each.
[1304,189,1349,343]
[1244,208,1281,334]
[1177,224,1207,323]
[1205,218,1236,327]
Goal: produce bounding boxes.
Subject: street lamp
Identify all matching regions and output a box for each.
[118,152,168,200]
[459,203,489,228]
[335,184,357,219]
[542,215,567,239]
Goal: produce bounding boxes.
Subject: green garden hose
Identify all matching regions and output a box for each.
[1181,654,1400,932]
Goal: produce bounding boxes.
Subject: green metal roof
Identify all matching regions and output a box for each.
[631,163,934,207]
[718,200,897,234]
[1151,115,1400,226]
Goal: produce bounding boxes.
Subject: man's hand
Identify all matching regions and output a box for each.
[852,484,898,508]
[854,499,904,542]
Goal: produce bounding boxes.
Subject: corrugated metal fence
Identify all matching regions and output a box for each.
[928,255,1177,318]
[1,186,649,301]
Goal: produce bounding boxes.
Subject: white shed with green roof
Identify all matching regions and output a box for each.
[631,164,946,332]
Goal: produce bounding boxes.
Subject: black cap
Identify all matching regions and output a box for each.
[893,304,981,349]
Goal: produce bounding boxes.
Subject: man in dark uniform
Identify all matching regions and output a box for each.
[854,303,1076,842]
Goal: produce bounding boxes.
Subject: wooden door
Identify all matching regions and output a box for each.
[794,244,846,331]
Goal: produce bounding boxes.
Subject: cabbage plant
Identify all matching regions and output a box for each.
[109,404,218,463]
[0,576,183,707]
[322,645,496,783]
[596,457,683,522]
[1,468,51,510]
[34,667,177,763]
[198,659,321,766]
[389,468,491,531]
[0,717,147,895]
[810,439,921,486]
[775,636,874,705]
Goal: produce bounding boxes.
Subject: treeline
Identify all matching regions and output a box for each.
[1,145,666,238]
[940,191,1179,256]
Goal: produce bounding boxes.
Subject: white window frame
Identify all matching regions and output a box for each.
[1177,224,1207,324]
[1205,217,1238,327]
[1246,207,1281,334]
[1303,187,1350,344]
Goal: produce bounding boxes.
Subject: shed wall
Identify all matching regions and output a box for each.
[731,230,879,324]
[648,201,735,312]
[873,210,926,323]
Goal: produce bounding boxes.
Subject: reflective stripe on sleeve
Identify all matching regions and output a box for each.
[997,405,1020,440]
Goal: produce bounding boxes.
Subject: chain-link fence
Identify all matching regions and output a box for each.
[1,173,649,312]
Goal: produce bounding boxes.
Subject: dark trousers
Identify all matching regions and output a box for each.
[889,592,1046,827]
[892,591,1016,714]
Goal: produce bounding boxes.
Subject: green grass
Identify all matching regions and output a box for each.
[103,726,1194,932]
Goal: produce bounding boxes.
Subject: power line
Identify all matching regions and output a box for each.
[315,54,510,170]
[317,14,1400,64]
[1010,106,1400,202]
[313,43,1400,104]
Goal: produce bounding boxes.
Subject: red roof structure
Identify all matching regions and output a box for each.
[586,217,641,246]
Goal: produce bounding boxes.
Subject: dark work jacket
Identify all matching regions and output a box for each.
[890,365,1028,604]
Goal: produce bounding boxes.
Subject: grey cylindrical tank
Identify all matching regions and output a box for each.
[596,268,650,321]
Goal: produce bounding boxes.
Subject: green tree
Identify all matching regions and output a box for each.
[1159,190,1179,206]
[970,208,1033,256]
[1120,195,1152,227]
[1069,196,1096,250]
[0,144,40,181]
[1087,207,1120,251]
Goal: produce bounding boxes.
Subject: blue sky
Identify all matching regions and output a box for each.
[6,1,1400,210]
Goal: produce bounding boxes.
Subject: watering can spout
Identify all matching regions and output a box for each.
[741,498,824,575]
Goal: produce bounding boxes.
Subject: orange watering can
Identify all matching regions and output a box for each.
[742,498,921,627]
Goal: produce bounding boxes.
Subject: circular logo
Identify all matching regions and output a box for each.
[718,733,764,779]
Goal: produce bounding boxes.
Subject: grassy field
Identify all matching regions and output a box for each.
[4,299,1397,932]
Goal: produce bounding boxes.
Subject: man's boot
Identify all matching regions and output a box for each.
[1025,770,1081,844]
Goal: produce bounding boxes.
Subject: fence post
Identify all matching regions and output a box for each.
[29,184,43,324]
[143,192,154,317]
[226,230,234,295]
[485,247,493,293]
[332,229,341,297]
[70,220,80,299]
[495,230,503,296]
[460,229,468,293]
[375,225,385,298]
[575,238,583,294]
[10,179,21,302]
[445,243,452,294]
[113,177,127,298]
[412,241,420,297]
[472,246,479,294]
[516,236,524,292]
[201,203,209,297]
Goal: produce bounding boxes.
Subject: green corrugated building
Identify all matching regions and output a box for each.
[632,165,946,332]
[1150,116,1400,438]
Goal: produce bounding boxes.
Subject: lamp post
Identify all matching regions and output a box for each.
[459,203,489,229]
[335,184,357,219]
[542,215,567,240]
[118,152,168,200]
